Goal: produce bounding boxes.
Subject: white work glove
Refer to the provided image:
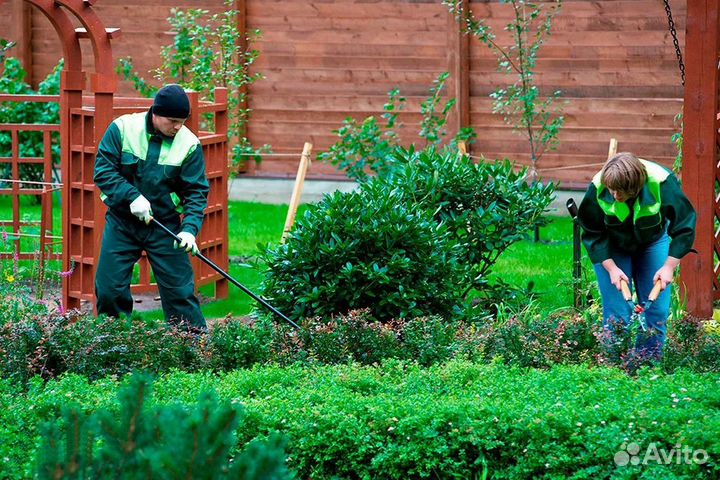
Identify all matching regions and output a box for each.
[129,194,153,224]
[175,231,199,254]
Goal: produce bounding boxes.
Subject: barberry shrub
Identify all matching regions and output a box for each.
[260,182,464,323]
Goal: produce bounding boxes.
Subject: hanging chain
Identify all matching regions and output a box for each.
[663,0,685,85]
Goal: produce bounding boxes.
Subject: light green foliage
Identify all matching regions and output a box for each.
[34,373,291,479]
[671,112,683,175]
[0,38,16,61]
[445,0,565,172]
[317,87,406,181]
[0,364,718,479]
[319,73,473,181]
[116,1,269,170]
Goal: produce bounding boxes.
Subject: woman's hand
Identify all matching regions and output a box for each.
[602,259,629,291]
[654,256,681,290]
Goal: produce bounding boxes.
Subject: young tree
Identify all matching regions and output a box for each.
[444,0,565,180]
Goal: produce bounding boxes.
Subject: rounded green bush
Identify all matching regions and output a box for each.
[260,183,463,323]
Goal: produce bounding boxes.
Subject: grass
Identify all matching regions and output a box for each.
[1,195,586,319]
[490,216,595,313]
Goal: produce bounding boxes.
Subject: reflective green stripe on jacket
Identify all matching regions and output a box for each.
[591,159,668,224]
[577,159,696,263]
[93,112,209,236]
[116,112,199,167]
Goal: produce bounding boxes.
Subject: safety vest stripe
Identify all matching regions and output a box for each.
[592,159,669,223]
[113,112,199,166]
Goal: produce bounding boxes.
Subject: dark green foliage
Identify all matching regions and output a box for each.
[0,57,62,193]
[35,373,291,479]
[260,183,464,322]
[401,316,459,367]
[209,316,273,370]
[0,313,211,384]
[297,310,403,365]
[663,315,720,373]
[262,147,554,323]
[383,147,555,299]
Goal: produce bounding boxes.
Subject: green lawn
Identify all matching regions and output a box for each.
[1,195,585,319]
[490,217,595,313]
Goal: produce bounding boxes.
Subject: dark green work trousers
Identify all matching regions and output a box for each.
[95,211,206,328]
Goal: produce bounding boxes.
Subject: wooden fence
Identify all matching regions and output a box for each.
[1,0,687,187]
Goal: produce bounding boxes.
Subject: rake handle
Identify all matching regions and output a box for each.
[150,217,300,330]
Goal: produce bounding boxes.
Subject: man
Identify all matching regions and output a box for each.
[94,84,209,329]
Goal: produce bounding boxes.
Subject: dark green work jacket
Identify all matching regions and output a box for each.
[577,159,696,264]
[94,111,209,236]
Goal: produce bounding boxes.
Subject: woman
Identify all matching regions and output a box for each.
[577,152,696,361]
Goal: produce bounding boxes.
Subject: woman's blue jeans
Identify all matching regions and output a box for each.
[593,233,672,360]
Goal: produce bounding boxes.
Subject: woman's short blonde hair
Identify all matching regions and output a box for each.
[601,152,647,199]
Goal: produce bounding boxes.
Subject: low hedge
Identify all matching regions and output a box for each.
[2,309,720,385]
[1,362,718,479]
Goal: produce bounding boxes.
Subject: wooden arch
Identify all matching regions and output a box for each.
[24,0,117,311]
[22,0,229,313]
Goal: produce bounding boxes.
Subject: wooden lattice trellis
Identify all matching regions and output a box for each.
[2,0,229,313]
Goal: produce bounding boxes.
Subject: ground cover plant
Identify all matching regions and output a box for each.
[0,362,718,479]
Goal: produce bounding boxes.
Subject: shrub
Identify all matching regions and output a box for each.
[262,147,554,323]
[210,316,273,370]
[0,312,211,384]
[299,310,402,365]
[5,362,717,480]
[35,373,291,479]
[663,315,720,373]
[382,147,555,302]
[401,316,459,366]
[260,183,464,323]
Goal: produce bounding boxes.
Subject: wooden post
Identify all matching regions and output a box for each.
[11,1,33,86]
[446,6,470,149]
[458,141,467,155]
[607,138,618,159]
[680,0,720,318]
[282,142,313,242]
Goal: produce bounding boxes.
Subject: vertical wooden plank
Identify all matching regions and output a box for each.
[11,0,33,86]
[234,0,254,174]
[446,8,470,146]
[679,0,720,317]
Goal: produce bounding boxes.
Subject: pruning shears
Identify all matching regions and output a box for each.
[620,279,664,332]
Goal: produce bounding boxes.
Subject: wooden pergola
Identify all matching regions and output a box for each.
[680,0,720,317]
[16,0,229,312]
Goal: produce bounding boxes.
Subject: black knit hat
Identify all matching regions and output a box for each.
[152,84,190,119]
